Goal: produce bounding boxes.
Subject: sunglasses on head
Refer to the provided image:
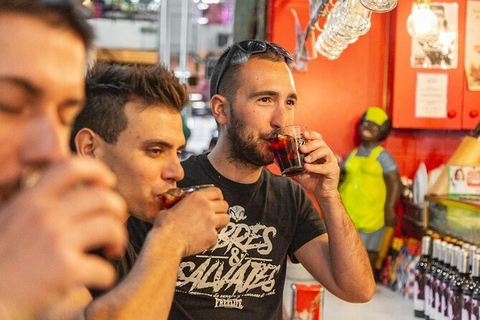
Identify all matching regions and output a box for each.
[212,40,293,96]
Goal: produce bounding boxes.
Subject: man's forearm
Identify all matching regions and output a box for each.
[314,191,375,299]
[86,226,183,320]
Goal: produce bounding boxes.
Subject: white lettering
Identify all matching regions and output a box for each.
[214,298,244,309]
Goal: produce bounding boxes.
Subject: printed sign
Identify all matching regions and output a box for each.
[448,165,480,195]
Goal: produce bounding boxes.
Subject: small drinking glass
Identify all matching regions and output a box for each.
[360,0,397,13]
[316,38,344,60]
[340,0,372,37]
[157,184,215,210]
[269,125,307,177]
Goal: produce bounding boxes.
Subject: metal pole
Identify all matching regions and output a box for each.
[179,0,189,83]
[159,0,170,69]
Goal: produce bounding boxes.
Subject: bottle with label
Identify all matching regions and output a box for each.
[449,249,470,320]
[440,244,454,320]
[463,254,480,320]
[415,235,432,318]
[427,239,441,320]
[445,246,460,320]
[435,241,447,320]
[472,276,480,320]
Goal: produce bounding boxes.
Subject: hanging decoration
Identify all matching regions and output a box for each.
[291,0,396,71]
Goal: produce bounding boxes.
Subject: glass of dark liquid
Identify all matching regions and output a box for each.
[269,124,307,177]
[158,184,215,210]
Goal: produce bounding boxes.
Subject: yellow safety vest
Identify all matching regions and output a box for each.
[339,146,386,233]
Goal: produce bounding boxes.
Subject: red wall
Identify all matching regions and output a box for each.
[269,0,467,179]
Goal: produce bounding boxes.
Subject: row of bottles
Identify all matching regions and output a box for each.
[413,233,480,320]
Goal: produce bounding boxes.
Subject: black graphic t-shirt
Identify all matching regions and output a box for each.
[170,154,326,320]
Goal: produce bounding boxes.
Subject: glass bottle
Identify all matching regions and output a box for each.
[435,241,447,319]
[463,254,479,320]
[445,246,460,320]
[415,235,432,318]
[427,239,441,320]
[439,243,454,320]
[449,249,470,320]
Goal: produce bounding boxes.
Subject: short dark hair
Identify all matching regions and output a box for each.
[210,44,291,102]
[70,62,188,151]
[0,0,94,50]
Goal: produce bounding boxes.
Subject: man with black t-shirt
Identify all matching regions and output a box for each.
[111,40,375,319]
[163,40,375,319]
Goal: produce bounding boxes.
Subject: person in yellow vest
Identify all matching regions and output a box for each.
[339,107,401,276]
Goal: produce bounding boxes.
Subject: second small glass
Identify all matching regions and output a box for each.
[157,184,215,210]
[360,0,397,13]
[269,124,307,177]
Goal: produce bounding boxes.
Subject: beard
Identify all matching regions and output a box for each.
[226,104,275,168]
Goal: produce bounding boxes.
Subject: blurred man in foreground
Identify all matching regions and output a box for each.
[0,1,128,318]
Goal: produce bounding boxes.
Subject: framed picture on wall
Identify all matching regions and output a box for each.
[410,2,459,69]
[448,165,480,195]
[465,1,480,91]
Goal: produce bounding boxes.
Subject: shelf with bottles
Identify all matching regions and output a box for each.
[413,233,480,319]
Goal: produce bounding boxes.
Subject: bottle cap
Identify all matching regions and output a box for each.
[444,243,453,266]
[458,249,469,273]
[473,254,480,277]
[432,239,441,259]
[469,245,478,268]
[422,236,431,255]
[439,241,446,262]
[451,246,459,268]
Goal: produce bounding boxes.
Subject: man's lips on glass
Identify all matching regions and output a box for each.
[264,131,280,149]
[156,188,185,210]
[156,184,215,211]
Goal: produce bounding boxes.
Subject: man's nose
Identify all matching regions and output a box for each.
[21,112,69,168]
[271,103,293,128]
[162,155,185,183]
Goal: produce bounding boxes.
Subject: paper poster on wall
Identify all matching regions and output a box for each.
[415,73,448,118]
[410,2,459,69]
[465,1,480,91]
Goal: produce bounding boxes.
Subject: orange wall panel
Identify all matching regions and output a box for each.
[391,0,466,129]
[270,0,389,157]
[269,0,468,178]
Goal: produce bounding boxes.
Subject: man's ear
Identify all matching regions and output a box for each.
[210,94,228,125]
[74,128,99,157]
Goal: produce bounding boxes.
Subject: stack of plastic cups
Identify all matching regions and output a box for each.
[316,0,372,60]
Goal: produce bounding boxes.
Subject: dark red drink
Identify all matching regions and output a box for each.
[157,184,214,210]
[158,188,185,210]
[269,133,306,177]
